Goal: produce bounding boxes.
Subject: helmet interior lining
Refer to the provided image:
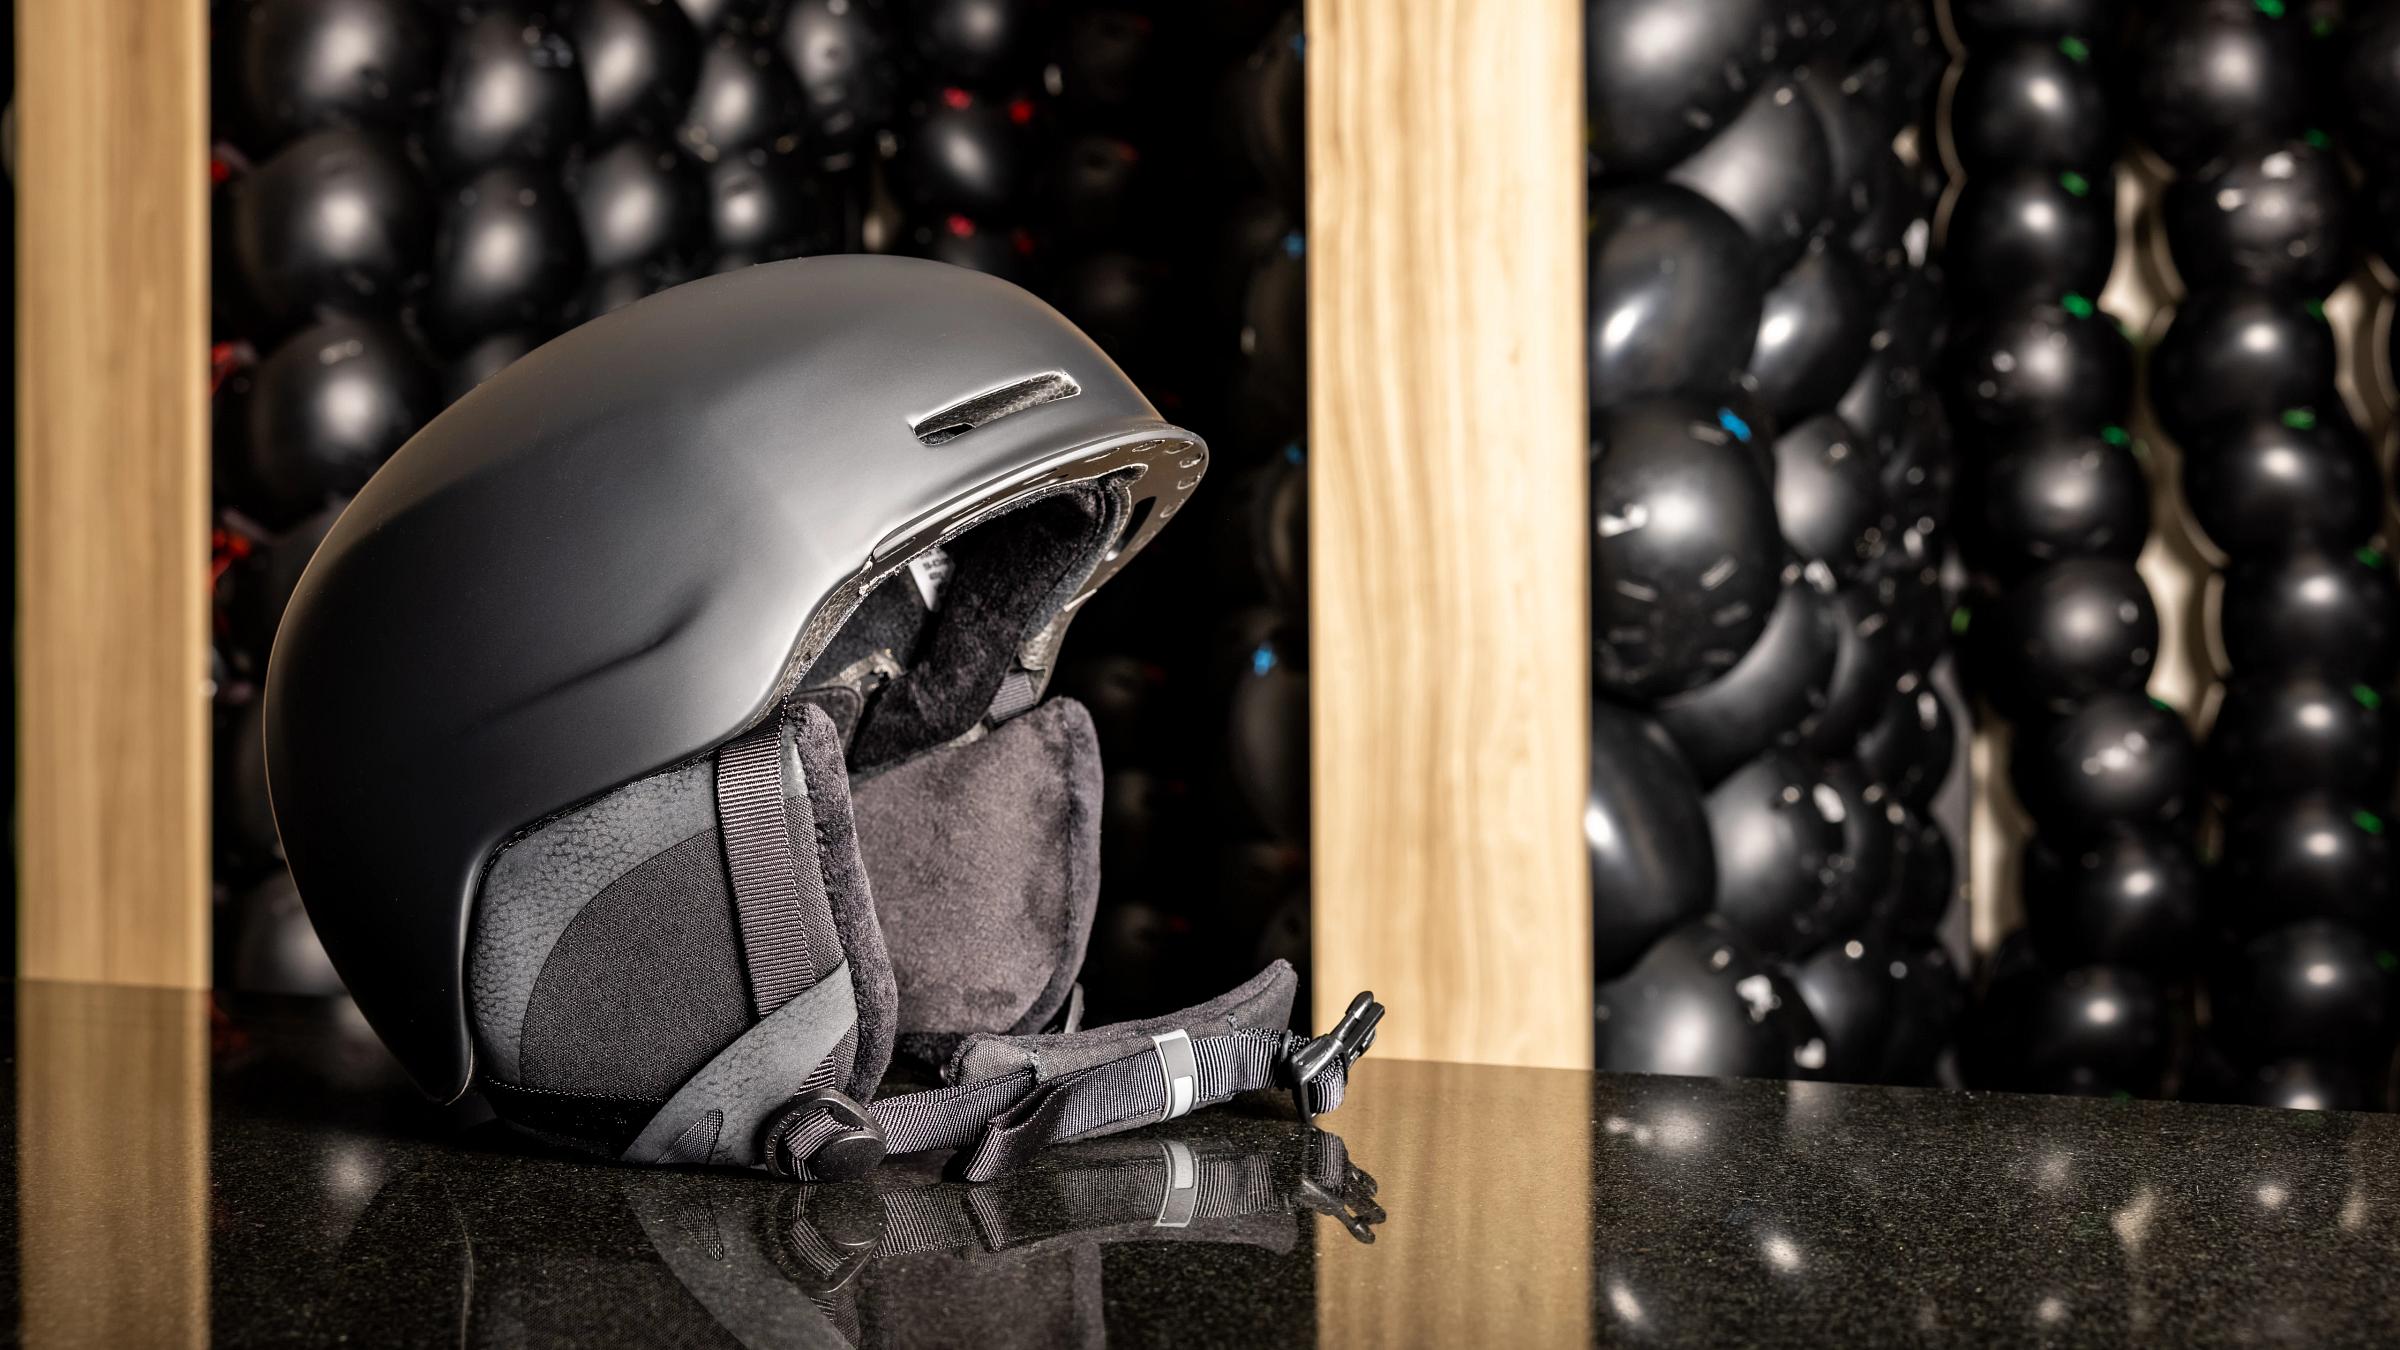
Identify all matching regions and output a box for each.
[829,481,1127,771]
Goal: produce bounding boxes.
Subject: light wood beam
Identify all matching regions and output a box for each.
[1307,0,1590,1068]
[17,0,213,985]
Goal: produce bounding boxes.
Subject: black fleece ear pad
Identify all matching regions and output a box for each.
[848,697,1102,1052]
[850,491,1112,769]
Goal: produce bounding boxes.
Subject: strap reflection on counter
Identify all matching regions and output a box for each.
[332,1124,1383,1348]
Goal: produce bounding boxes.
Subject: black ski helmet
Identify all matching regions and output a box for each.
[266,256,1378,1180]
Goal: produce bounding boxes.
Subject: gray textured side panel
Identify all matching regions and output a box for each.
[469,759,717,1082]
[624,961,858,1170]
[518,831,752,1099]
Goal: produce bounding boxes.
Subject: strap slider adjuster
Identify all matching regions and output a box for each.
[764,1088,888,1181]
[1283,990,1384,1123]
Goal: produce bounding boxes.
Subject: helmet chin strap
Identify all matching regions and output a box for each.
[625,949,1380,1185]
[607,694,1383,1184]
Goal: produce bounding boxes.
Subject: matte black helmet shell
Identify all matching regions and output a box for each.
[265,256,1204,1100]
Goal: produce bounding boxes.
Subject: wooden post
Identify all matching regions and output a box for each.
[17,982,212,1347]
[1307,0,1591,1069]
[16,0,213,986]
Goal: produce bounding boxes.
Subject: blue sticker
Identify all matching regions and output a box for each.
[1283,230,1306,259]
[1252,645,1278,677]
[1717,408,1752,442]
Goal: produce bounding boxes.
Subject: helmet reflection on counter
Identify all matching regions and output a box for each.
[265,256,1379,1182]
[324,1127,1383,1345]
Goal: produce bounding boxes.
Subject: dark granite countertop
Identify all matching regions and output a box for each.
[8,981,2400,1346]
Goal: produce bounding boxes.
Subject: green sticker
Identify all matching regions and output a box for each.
[1950,608,1972,636]
[2062,292,2096,319]
[2254,0,2286,16]
[2059,35,2092,61]
[2359,547,2386,568]
[2356,810,2387,836]
[2059,170,2091,197]
[2281,407,2318,430]
[2354,684,2383,710]
[2100,425,2129,446]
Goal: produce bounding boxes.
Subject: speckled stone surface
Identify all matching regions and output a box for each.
[10,983,2400,1345]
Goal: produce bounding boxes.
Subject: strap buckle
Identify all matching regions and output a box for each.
[763,1088,888,1181]
[1283,990,1384,1124]
[1295,1157,1387,1244]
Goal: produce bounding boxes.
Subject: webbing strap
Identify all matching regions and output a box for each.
[985,668,1041,722]
[785,1033,1308,1183]
[770,970,1375,1183]
[773,1067,1034,1181]
[951,1029,1296,1182]
[871,1071,1035,1153]
[1298,1061,1347,1117]
[715,717,821,1016]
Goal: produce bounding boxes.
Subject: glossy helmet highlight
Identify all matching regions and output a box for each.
[266,257,1379,1180]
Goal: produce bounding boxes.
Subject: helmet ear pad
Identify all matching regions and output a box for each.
[466,703,899,1139]
[463,688,1107,1145]
[851,695,1103,1066]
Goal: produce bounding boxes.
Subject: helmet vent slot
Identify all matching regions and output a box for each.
[912,371,1082,446]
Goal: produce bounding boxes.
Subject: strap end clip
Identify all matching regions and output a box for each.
[1284,991,1383,1124]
